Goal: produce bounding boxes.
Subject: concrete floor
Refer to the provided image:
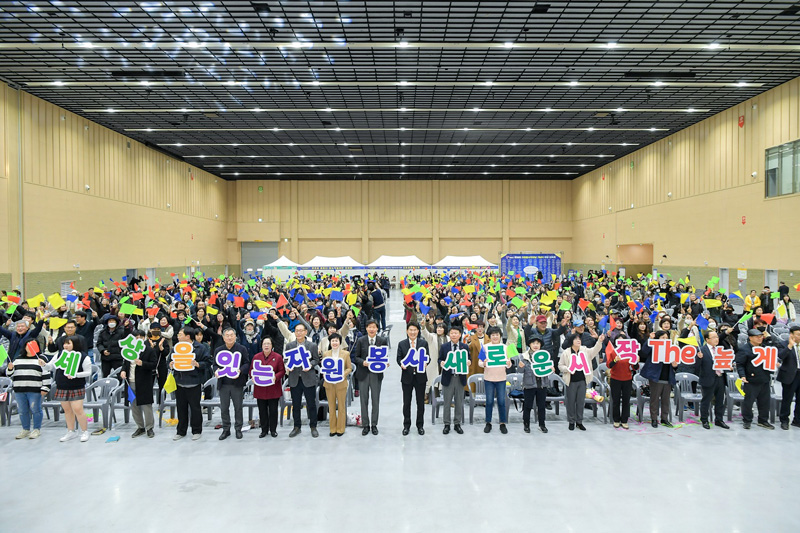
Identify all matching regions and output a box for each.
[3,293,800,533]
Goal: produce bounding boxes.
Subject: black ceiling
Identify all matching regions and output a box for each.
[1,1,799,180]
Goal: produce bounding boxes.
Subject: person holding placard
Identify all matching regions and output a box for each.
[397,322,430,436]
[558,331,605,431]
[439,325,470,434]
[607,334,639,429]
[6,339,51,439]
[43,336,92,442]
[170,327,212,441]
[352,319,388,436]
[213,328,251,440]
[280,322,321,438]
[697,330,731,430]
[120,328,163,438]
[639,330,679,428]
[477,326,512,434]
[514,335,551,434]
[250,337,285,438]
[321,333,352,436]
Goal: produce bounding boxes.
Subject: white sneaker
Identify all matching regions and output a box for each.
[80,431,90,442]
[191,433,201,441]
[15,430,30,439]
[60,431,78,442]
[173,433,185,441]
[28,429,41,439]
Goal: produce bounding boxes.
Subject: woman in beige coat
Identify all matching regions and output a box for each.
[321,333,353,436]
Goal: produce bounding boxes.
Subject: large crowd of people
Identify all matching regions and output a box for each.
[2,269,799,442]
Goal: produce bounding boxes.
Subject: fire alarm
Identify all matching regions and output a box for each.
[741,216,746,225]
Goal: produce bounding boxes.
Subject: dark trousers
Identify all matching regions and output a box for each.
[257,398,279,433]
[610,378,632,424]
[700,375,726,423]
[156,366,168,404]
[373,306,387,330]
[175,385,202,435]
[290,381,317,428]
[102,360,122,379]
[523,388,547,426]
[402,381,426,429]
[779,372,800,423]
[742,381,770,424]
[219,383,244,431]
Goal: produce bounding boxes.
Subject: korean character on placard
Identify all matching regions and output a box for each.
[567,351,592,374]
[484,344,508,367]
[118,334,145,362]
[530,350,554,377]
[321,357,345,384]
[712,348,735,372]
[648,339,682,364]
[615,338,641,364]
[172,341,196,371]
[400,347,428,373]
[443,349,469,375]
[752,346,778,372]
[215,350,242,379]
[251,360,276,387]
[366,345,390,373]
[54,350,81,378]
[284,345,312,372]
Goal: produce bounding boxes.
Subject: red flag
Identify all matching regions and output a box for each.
[131,293,144,301]
[26,340,40,355]
[610,316,617,331]
[276,294,289,309]
[578,299,589,311]
[233,296,245,308]
[69,281,75,290]
[209,294,218,305]
[147,307,159,317]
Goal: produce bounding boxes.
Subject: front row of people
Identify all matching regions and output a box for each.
[8,322,800,440]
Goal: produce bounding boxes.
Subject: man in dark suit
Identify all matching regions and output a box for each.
[352,319,388,435]
[283,323,320,438]
[213,328,251,440]
[397,322,429,436]
[777,324,800,430]
[735,329,775,430]
[439,325,470,435]
[697,330,730,430]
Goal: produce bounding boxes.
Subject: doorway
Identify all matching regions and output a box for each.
[241,242,279,276]
[719,268,729,295]
[616,244,654,277]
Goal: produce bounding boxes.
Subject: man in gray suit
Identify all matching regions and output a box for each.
[352,319,388,435]
[282,322,320,438]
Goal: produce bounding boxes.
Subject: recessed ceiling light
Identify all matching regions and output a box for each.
[649,127,657,132]
[652,81,664,86]
[736,81,748,87]
[606,42,617,48]
[311,80,320,86]
[615,107,625,112]
[146,128,153,132]
[398,41,409,47]
[587,127,594,132]
[525,127,531,131]
[199,155,206,158]
[79,42,94,48]
[687,108,696,112]
[463,127,469,131]
[335,127,341,131]
[621,143,628,146]
[398,81,408,86]
[399,107,408,112]
[176,143,183,147]
[106,108,116,113]
[400,127,406,131]
[472,107,481,112]
[52,80,64,86]
[139,80,150,86]
[291,41,303,48]
[288,142,295,146]
[484,81,494,86]
[504,41,514,48]
[543,107,553,112]
[568,81,579,86]
[273,127,280,132]
[252,107,263,112]
[324,107,333,112]
[707,42,720,49]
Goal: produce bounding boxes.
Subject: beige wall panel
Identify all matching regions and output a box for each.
[237,222,281,242]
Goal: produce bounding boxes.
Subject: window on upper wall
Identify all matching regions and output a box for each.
[765,140,800,198]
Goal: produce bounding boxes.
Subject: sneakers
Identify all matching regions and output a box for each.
[613,422,620,429]
[757,421,775,430]
[60,431,78,442]
[80,431,90,442]
[131,428,146,438]
[15,430,30,439]
[499,424,508,434]
[191,433,201,441]
[484,423,492,433]
[28,429,41,439]
[173,433,185,441]
[621,423,629,430]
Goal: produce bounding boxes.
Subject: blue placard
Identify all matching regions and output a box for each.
[500,253,562,281]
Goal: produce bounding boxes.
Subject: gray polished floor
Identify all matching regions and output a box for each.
[3,293,799,533]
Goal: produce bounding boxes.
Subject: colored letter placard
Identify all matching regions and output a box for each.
[216,350,242,378]
[648,339,697,365]
[567,351,592,374]
[712,348,735,372]
[172,341,196,371]
[251,360,276,386]
[531,350,554,377]
[366,345,390,373]
[400,347,428,373]
[54,350,81,378]
[321,357,345,383]
[485,344,508,367]
[615,338,641,364]
[118,334,145,362]
[752,346,778,372]
[443,349,469,375]
[284,345,312,371]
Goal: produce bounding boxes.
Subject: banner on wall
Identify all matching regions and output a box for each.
[500,253,562,281]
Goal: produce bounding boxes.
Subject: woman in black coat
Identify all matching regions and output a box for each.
[120,328,166,437]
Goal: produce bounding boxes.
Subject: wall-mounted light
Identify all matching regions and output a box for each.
[166,203,171,208]
[667,192,672,198]
[258,218,263,222]
[85,184,90,191]
[751,171,757,178]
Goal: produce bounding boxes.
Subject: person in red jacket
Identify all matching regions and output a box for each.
[250,337,285,438]
[607,332,638,429]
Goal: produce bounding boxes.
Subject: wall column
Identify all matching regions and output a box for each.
[431,181,440,261]
[361,181,369,263]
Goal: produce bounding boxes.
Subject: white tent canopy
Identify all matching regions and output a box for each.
[367,255,430,268]
[431,255,498,268]
[264,255,300,268]
[300,256,365,269]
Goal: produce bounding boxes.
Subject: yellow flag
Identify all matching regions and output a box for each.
[163,373,177,394]
[703,299,722,309]
[678,336,698,347]
[680,293,690,304]
[733,290,744,300]
[346,292,358,306]
[48,293,66,309]
[260,288,271,296]
[253,300,269,309]
[207,307,219,316]
[598,287,609,295]
[464,285,476,294]
[776,303,787,317]
[49,317,68,330]
[27,293,46,308]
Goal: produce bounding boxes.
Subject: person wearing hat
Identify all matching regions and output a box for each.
[525,313,570,377]
[777,324,800,430]
[514,335,550,433]
[735,328,775,429]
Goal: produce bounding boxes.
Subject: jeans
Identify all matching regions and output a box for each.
[373,306,387,330]
[484,380,507,424]
[16,391,43,430]
[610,378,632,424]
